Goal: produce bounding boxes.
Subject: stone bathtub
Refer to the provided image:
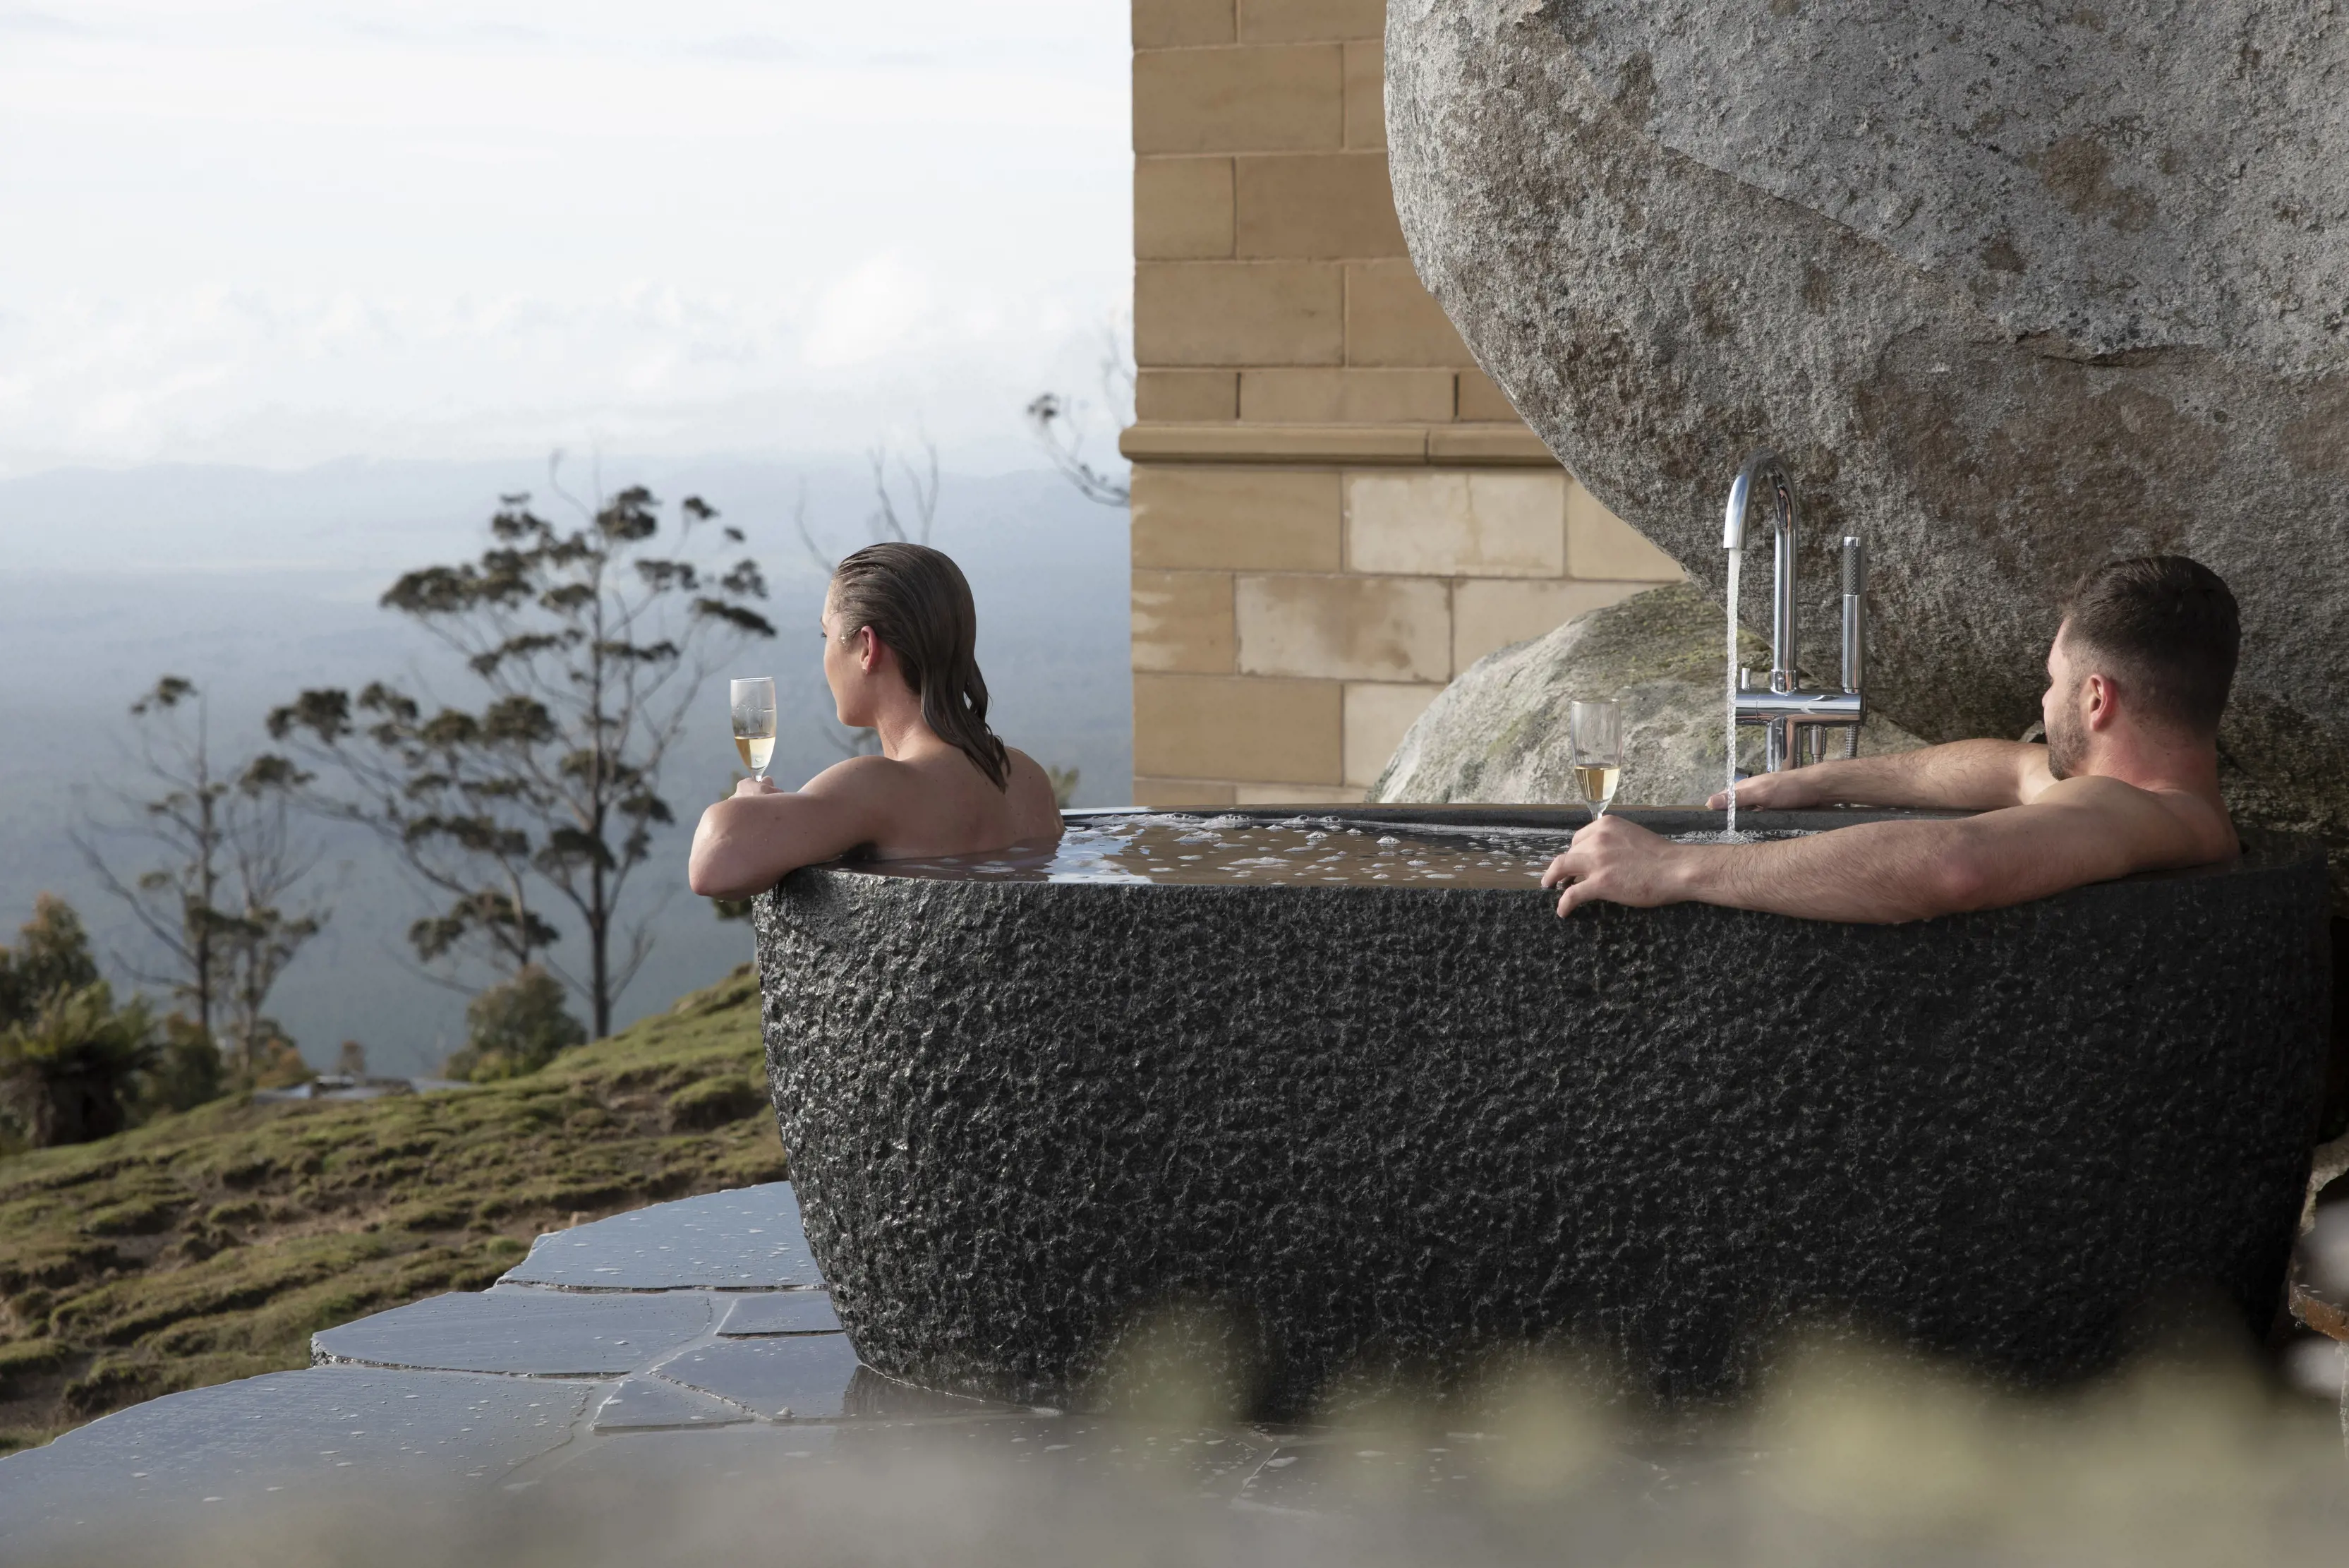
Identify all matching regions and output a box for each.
[753,807,2331,1412]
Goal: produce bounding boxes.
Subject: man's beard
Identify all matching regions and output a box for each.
[2046,692,2087,780]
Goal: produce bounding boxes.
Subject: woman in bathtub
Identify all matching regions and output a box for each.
[687,541,1064,900]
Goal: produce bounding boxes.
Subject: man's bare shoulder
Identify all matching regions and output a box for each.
[2021,772,2235,868]
[2028,773,2146,807]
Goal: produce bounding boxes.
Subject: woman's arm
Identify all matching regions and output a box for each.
[1705,739,2053,812]
[687,759,900,901]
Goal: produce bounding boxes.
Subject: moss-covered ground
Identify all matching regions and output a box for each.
[0,964,778,1454]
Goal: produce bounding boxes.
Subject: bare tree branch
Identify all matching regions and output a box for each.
[866,439,941,544]
[1026,314,1135,508]
[792,482,835,577]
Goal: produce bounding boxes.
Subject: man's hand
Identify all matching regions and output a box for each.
[1539,816,1689,917]
[732,776,782,798]
[1701,740,2053,814]
[1703,769,1825,812]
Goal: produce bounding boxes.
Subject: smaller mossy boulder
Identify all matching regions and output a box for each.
[1370,583,1924,807]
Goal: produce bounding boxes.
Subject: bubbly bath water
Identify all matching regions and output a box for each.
[846,815,1801,886]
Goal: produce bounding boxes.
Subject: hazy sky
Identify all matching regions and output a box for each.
[0,1,1130,477]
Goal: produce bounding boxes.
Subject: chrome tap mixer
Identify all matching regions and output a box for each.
[1722,450,1865,772]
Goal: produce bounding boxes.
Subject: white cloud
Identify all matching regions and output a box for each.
[802,255,931,369]
[0,0,1130,476]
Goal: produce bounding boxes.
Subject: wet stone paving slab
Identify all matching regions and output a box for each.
[717,1289,843,1336]
[312,1284,716,1377]
[496,1182,822,1290]
[0,1366,594,1539]
[589,1375,753,1433]
[641,1334,866,1421]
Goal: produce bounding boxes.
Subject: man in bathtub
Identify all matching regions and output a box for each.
[1541,555,2241,922]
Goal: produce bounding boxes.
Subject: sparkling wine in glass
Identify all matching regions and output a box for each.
[730,677,777,783]
[1570,699,1623,821]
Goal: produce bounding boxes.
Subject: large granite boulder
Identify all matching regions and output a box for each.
[1386,1,2349,887]
[1372,583,1921,806]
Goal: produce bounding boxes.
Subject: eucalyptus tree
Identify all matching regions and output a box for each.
[270,468,775,1036]
[76,676,324,1077]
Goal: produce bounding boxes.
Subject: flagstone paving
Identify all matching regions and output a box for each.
[0,1182,895,1555]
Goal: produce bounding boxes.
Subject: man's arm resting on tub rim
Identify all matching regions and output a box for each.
[1703,739,2053,813]
[1540,776,2232,923]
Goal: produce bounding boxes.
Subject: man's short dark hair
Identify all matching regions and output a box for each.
[2058,555,2239,737]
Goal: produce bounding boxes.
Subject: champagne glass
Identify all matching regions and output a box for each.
[1570,699,1622,822]
[730,677,777,784]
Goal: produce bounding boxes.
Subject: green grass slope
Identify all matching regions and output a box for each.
[0,964,780,1454]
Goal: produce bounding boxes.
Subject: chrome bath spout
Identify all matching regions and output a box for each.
[1724,450,1864,772]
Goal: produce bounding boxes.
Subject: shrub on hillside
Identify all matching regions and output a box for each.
[0,895,174,1148]
[0,982,158,1147]
[234,1019,313,1091]
[445,966,586,1082]
[139,1013,225,1115]
[0,896,241,1148]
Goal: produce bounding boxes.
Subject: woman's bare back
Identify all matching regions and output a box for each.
[818,741,1063,862]
[688,741,1062,900]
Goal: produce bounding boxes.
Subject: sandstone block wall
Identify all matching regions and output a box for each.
[1125,0,1681,805]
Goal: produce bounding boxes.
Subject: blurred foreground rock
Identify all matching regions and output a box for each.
[1370,585,1921,806]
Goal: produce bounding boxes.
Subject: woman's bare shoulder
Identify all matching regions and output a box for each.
[798,752,915,800]
[1003,748,1067,838]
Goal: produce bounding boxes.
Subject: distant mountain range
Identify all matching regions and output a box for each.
[0,454,1130,1076]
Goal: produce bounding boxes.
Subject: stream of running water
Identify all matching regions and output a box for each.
[1725,547,1741,836]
